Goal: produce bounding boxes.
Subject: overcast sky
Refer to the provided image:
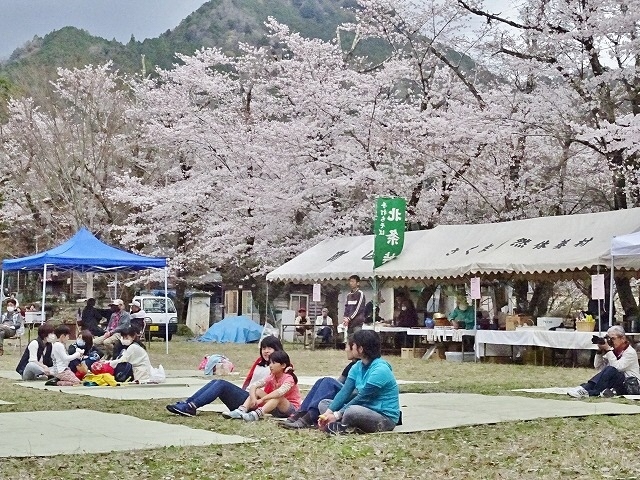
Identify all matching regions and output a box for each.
[0,0,209,59]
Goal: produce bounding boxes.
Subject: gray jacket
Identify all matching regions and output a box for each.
[1,311,23,330]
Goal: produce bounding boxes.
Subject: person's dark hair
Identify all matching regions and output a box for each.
[269,350,298,384]
[86,298,96,307]
[353,329,381,360]
[347,334,355,348]
[258,335,284,366]
[6,298,17,306]
[54,325,70,337]
[349,275,360,282]
[37,323,54,340]
[80,329,94,352]
[121,326,138,338]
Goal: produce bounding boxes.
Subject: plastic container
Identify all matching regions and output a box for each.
[444,351,475,362]
[537,317,564,329]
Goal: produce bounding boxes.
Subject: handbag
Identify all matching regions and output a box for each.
[623,376,640,395]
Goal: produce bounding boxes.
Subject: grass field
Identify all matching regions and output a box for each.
[1,337,639,479]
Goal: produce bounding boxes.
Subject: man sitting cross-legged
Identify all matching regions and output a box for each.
[281,336,358,429]
[318,329,400,434]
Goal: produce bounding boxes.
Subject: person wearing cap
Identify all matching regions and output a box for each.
[98,299,131,358]
[129,300,147,335]
[295,308,311,337]
[448,296,475,330]
[315,308,334,344]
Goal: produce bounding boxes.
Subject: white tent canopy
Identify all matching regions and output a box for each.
[267,209,640,284]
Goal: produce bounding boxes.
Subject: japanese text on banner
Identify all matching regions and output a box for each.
[373,197,406,269]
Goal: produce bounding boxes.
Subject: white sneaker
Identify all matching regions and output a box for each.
[567,386,589,398]
[221,409,244,419]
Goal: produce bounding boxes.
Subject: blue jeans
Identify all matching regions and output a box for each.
[318,399,396,433]
[186,379,249,410]
[581,366,626,396]
[298,377,343,423]
[317,327,333,343]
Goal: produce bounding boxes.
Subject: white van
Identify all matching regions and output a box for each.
[132,295,178,341]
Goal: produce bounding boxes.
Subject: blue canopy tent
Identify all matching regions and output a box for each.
[1,228,171,352]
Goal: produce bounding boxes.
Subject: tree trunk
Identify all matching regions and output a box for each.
[528,281,553,317]
[615,276,638,317]
[174,280,187,323]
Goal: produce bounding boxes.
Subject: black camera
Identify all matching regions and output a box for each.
[592,335,612,346]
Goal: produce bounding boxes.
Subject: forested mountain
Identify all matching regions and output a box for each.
[1,0,356,77]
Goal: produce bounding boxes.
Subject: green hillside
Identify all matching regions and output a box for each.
[1,0,356,78]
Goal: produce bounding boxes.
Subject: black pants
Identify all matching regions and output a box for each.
[581,366,626,396]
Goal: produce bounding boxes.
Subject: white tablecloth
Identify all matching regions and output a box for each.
[475,330,598,358]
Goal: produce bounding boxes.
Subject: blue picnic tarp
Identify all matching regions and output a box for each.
[197,315,262,343]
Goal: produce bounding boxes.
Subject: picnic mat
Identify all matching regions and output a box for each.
[199,393,640,432]
[513,387,640,401]
[392,393,640,433]
[512,387,573,395]
[0,409,252,457]
[15,377,212,400]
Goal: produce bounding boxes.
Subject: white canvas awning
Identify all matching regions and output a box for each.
[266,208,640,284]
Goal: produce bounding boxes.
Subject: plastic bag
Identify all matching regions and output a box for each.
[149,364,166,383]
[204,354,234,376]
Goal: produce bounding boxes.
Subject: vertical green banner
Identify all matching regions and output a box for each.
[374,197,406,269]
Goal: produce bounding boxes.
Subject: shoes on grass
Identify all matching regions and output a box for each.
[281,413,313,429]
[221,409,244,419]
[284,410,308,423]
[166,402,196,417]
[567,386,589,399]
[241,411,260,422]
[326,421,351,435]
[600,388,617,398]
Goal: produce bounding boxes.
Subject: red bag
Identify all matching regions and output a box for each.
[91,361,114,376]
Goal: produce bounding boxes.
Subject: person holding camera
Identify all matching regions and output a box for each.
[567,325,640,398]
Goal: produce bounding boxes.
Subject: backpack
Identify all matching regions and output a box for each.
[114,362,134,382]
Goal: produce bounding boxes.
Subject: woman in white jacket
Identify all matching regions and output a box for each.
[109,326,152,383]
[568,325,640,398]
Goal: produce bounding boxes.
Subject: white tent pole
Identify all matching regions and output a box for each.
[164,267,169,355]
[261,281,269,340]
[114,272,118,299]
[609,258,615,328]
[41,264,47,322]
[0,270,5,305]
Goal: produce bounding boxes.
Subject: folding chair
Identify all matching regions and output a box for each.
[8,324,26,352]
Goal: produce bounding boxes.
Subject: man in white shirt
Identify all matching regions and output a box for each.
[315,308,333,344]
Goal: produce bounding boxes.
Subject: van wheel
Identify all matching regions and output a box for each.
[167,334,173,341]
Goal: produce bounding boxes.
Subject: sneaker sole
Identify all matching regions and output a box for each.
[166,405,195,417]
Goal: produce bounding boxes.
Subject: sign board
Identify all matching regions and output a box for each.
[470,277,481,300]
[312,283,321,302]
[591,274,605,300]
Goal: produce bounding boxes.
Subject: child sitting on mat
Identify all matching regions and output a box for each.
[223,350,301,422]
[50,325,84,386]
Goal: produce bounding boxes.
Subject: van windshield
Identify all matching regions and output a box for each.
[142,298,177,314]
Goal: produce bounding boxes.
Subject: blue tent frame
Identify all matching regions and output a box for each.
[1,228,172,353]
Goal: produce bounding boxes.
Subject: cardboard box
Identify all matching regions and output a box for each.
[505,315,533,331]
[401,348,427,359]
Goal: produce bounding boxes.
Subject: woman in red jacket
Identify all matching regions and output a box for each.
[166,335,283,417]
